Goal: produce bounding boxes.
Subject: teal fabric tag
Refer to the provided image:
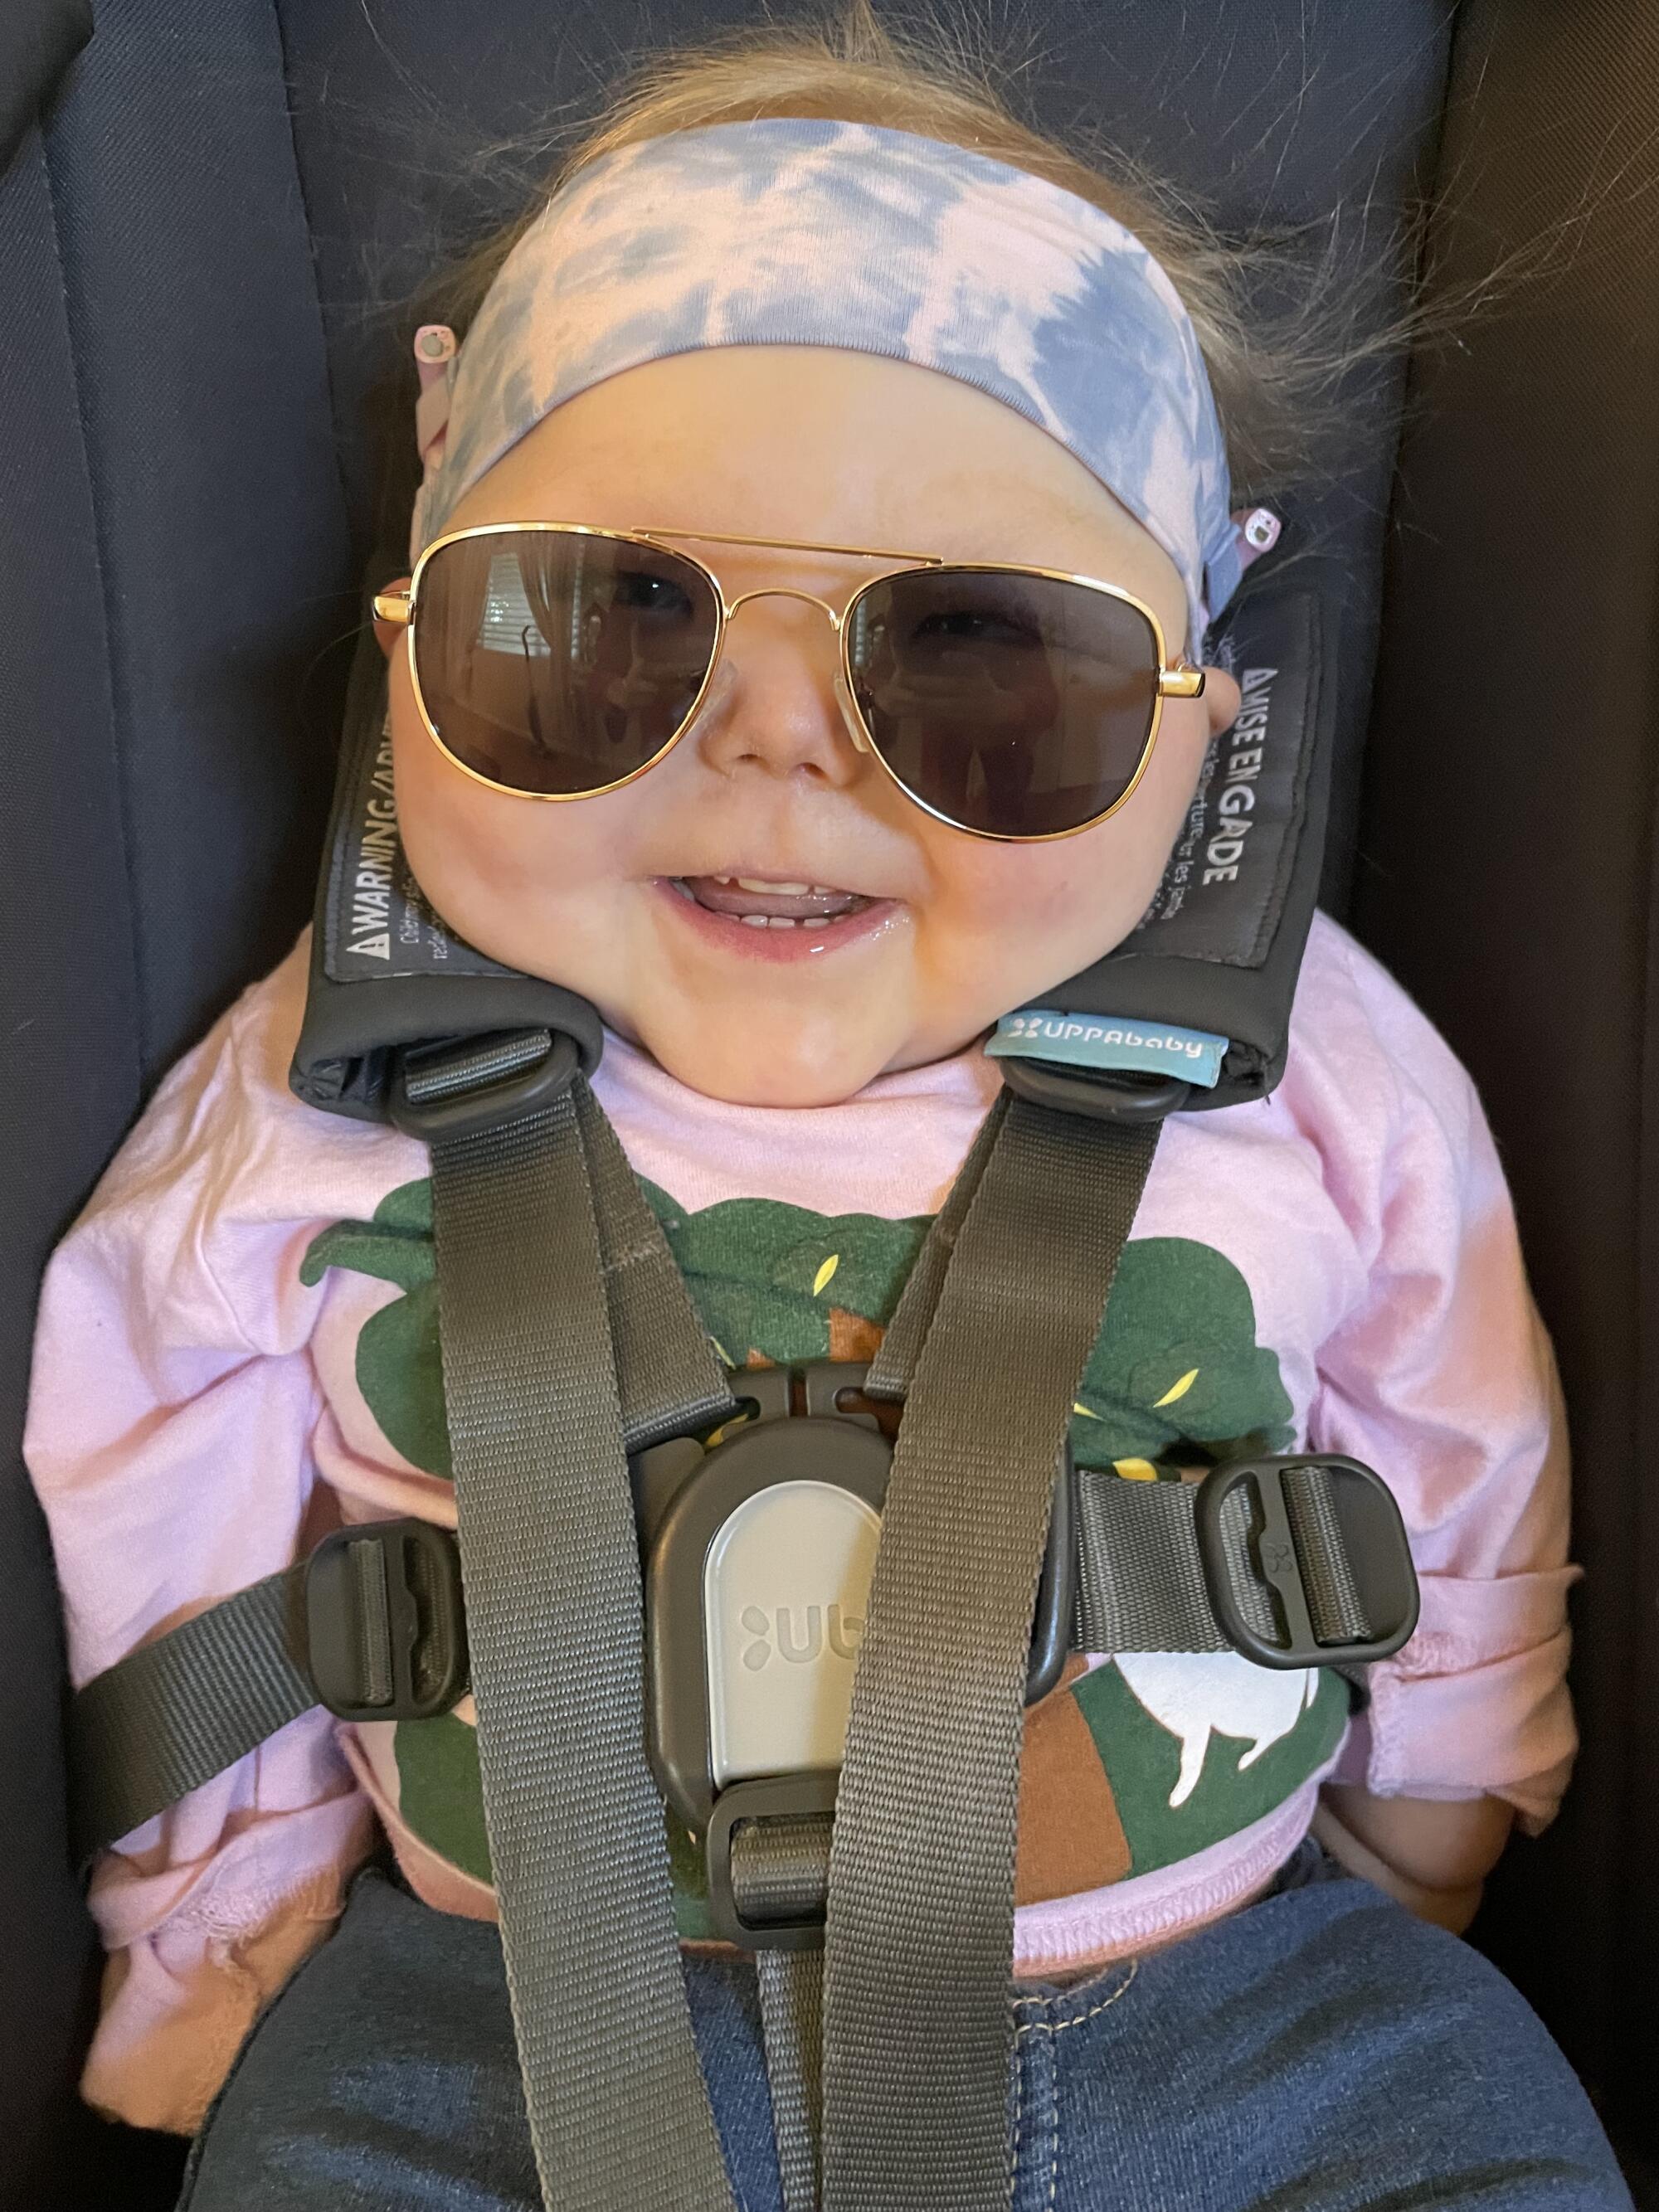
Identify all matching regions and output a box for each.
[987,1009,1229,1088]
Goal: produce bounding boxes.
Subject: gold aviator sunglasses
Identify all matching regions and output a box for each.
[374,523,1205,843]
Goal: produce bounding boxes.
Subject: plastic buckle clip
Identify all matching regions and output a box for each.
[1194,1455,1418,1670]
[304,1519,469,1723]
[387,1028,580,1141]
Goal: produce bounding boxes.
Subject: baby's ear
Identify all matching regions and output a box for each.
[1202,664,1242,736]
[373,577,413,660]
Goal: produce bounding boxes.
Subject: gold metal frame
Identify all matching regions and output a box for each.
[372,521,1206,843]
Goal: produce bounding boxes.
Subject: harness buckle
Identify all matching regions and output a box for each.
[635,1361,1074,1947]
[304,1519,469,1722]
[1194,1455,1418,1670]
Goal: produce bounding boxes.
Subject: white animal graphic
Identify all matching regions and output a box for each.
[1112,1651,1320,1809]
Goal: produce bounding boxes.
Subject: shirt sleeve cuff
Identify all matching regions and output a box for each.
[1338,1567,1579,1835]
[80,1798,373,2134]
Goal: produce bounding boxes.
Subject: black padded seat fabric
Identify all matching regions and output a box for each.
[1,2,355,2200]
[1,2,1652,2205]
[0,1,90,174]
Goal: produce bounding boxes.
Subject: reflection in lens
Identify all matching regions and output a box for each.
[414,530,719,795]
[846,569,1159,836]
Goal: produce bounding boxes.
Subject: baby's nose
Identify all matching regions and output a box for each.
[693,592,867,787]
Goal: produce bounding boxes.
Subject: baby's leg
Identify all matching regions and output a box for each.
[181,1843,1632,2210]
[176,1867,784,2211]
[1010,1840,1633,2212]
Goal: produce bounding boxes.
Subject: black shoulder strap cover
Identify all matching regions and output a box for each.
[1076,554,1337,1111]
[291,554,1337,1121]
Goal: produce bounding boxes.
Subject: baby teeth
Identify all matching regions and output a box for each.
[724,877,834,897]
[737,913,818,930]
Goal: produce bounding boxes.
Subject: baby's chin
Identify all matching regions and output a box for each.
[619,1001,916,1109]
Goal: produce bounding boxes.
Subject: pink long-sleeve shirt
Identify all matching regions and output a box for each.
[24,910,1578,2132]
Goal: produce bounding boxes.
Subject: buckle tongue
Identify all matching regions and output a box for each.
[305,1519,469,1721]
[1194,1456,1418,1670]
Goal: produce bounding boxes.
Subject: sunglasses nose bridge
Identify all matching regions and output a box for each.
[718,585,873,754]
[722,582,844,626]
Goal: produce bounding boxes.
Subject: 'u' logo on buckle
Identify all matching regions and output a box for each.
[740,1602,864,1670]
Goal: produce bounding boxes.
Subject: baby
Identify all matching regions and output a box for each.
[23,17,1631,2212]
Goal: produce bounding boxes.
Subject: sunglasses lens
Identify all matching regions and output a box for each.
[846,568,1161,836]
[412,531,720,795]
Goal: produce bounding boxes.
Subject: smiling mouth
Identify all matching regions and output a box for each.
[667,874,878,929]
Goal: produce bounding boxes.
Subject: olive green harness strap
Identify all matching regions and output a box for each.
[756,1938,826,2212]
[419,1046,738,2212]
[67,1565,311,1867]
[822,1093,1160,2212]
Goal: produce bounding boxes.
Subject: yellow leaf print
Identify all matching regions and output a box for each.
[813,1254,840,1297]
[1073,1402,1100,1419]
[1153,1367,1199,1408]
[1114,1458,1160,1481]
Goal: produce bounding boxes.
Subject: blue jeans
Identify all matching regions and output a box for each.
[177,1846,1632,2210]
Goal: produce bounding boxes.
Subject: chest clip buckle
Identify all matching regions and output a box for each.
[305,1518,469,1723]
[1195,1455,1418,1670]
[635,1360,1074,1947]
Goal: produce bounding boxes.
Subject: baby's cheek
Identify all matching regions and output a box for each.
[922,694,1204,969]
[974,846,1091,935]
[388,677,620,958]
[932,833,1145,964]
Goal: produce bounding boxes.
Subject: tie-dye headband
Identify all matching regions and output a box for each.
[410,118,1246,652]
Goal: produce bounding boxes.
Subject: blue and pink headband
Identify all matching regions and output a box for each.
[410,119,1277,653]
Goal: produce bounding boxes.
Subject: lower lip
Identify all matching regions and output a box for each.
[652,880,901,965]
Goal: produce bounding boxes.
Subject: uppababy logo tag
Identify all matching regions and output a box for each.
[740,1603,864,1670]
[987,1009,1228,1089]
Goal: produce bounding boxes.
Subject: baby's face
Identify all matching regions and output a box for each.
[381,347,1240,1106]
